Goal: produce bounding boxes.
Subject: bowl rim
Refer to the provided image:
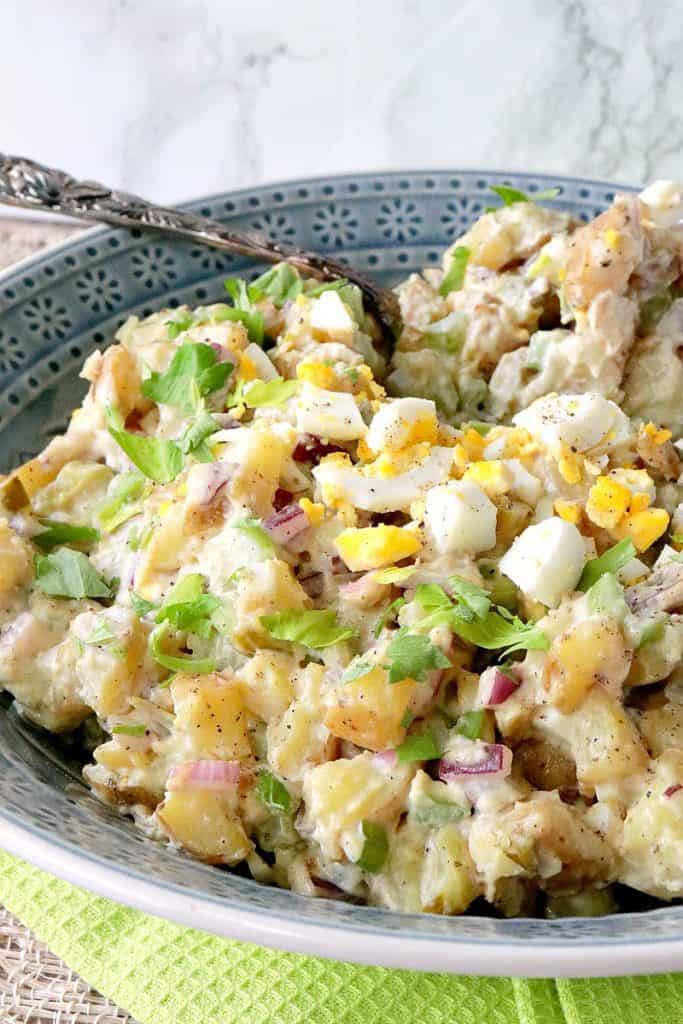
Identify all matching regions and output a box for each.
[2,167,680,978]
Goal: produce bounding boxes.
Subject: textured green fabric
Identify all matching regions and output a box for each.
[0,851,681,1024]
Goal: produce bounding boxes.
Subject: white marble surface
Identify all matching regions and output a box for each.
[2,0,682,206]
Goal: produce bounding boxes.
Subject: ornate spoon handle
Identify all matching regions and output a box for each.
[0,153,399,339]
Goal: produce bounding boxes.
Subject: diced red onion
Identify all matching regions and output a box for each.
[664,784,683,798]
[340,573,386,608]
[264,502,310,544]
[372,749,397,770]
[8,514,40,538]
[330,554,347,575]
[527,276,550,302]
[191,462,234,507]
[273,488,294,512]
[211,413,240,429]
[209,341,232,363]
[300,572,325,599]
[292,434,343,463]
[478,666,521,707]
[168,759,240,791]
[438,743,512,780]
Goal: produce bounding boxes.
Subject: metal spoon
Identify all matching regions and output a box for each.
[0,153,400,341]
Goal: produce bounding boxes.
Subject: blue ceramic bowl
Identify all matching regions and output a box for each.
[2,170,678,977]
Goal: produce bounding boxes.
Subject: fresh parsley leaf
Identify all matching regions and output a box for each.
[107,410,184,485]
[372,565,417,585]
[177,405,218,463]
[577,539,637,592]
[130,592,158,617]
[411,794,467,825]
[587,572,628,619]
[455,708,490,741]
[248,264,303,306]
[230,377,299,409]
[439,245,470,297]
[149,621,216,676]
[373,596,406,638]
[166,310,195,340]
[34,520,100,551]
[155,573,220,637]
[449,576,492,620]
[636,615,668,650]
[356,820,388,873]
[451,610,549,656]
[111,724,147,737]
[414,582,548,655]
[260,609,358,649]
[342,659,374,684]
[98,473,149,533]
[489,184,561,207]
[385,630,450,684]
[400,709,414,729]
[463,420,494,435]
[233,516,277,556]
[83,620,118,646]
[34,548,113,600]
[396,730,442,763]
[257,769,292,813]
[306,280,365,323]
[142,343,233,412]
[223,279,265,345]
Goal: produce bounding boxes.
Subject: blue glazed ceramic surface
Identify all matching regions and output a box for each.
[6,169,679,971]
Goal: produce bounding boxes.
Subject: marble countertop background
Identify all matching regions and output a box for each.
[2,0,682,209]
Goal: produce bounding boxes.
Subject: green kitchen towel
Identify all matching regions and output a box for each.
[1,851,683,1024]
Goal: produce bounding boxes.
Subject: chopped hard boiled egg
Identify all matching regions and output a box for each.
[334,525,420,571]
[366,398,438,453]
[499,516,585,607]
[296,383,367,441]
[424,480,497,554]
[513,393,630,454]
[313,448,453,512]
[309,290,355,344]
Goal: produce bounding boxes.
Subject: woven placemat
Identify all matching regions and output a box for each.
[0,906,137,1023]
[0,217,133,1022]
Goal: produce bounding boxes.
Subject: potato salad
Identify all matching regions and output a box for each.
[3,180,683,919]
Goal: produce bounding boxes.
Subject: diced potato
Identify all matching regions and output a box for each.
[368,820,427,912]
[30,461,113,518]
[85,739,163,808]
[0,520,32,595]
[324,666,415,751]
[172,673,252,761]
[545,617,631,713]
[156,787,251,865]
[420,823,479,915]
[534,688,647,790]
[88,344,143,419]
[301,751,413,860]
[232,559,309,653]
[238,650,298,721]
[134,507,187,594]
[628,619,683,687]
[621,750,683,899]
[468,791,615,901]
[72,608,148,716]
[223,427,285,517]
[634,703,683,757]
[261,661,328,790]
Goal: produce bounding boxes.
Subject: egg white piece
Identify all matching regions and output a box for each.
[499,516,585,607]
[366,397,437,453]
[513,392,630,454]
[425,479,497,555]
[309,290,355,344]
[296,383,367,441]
